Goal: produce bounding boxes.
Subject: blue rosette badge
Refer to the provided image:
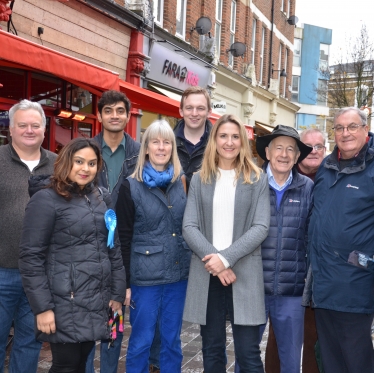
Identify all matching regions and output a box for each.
[104,209,117,249]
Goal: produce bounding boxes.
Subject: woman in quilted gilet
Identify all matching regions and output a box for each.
[116,120,189,373]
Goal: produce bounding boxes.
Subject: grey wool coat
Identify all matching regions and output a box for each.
[183,171,270,326]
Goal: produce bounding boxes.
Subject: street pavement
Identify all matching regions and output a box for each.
[5,311,269,373]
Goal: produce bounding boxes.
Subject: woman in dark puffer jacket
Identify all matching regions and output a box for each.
[19,138,126,373]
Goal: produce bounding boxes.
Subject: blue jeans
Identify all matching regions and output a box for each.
[0,267,42,373]
[149,320,161,368]
[201,275,263,373]
[126,281,187,373]
[85,306,125,373]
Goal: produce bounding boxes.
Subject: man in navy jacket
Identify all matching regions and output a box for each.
[308,107,374,373]
[256,125,313,373]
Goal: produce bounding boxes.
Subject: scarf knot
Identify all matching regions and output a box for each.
[142,162,174,188]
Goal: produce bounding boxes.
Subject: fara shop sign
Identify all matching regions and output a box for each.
[148,42,211,90]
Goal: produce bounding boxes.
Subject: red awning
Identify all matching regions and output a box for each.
[0,30,119,91]
[0,31,220,121]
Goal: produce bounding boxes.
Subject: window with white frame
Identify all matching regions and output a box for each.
[251,18,256,65]
[215,0,223,59]
[291,75,299,102]
[228,0,236,67]
[283,48,288,96]
[287,0,291,17]
[281,0,285,12]
[153,0,163,25]
[259,27,265,84]
[293,38,302,66]
[317,79,328,105]
[319,43,329,70]
[176,0,186,38]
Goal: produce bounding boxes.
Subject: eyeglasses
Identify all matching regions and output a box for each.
[332,123,366,135]
[305,144,325,152]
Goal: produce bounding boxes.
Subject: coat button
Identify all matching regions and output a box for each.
[146,250,149,255]
[175,261,178,264]
[172,233,176,237]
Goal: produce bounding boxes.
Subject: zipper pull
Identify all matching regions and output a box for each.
[84,195,91,205]
[70,292,74,299]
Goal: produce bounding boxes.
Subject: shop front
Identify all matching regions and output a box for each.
[0,30,182,151]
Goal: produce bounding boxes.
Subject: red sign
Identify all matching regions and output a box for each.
[244,125,254,140]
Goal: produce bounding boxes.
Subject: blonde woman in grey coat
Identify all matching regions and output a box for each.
[183,114,270,373]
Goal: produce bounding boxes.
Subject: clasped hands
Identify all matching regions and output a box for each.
[202,253,236,286]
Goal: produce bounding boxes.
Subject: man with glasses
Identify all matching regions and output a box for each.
[298,129,326,181]
[307,107,374,373]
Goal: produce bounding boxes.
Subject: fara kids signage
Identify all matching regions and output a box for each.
[148,42,211,90]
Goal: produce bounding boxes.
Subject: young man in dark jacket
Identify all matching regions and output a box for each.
[86,90,140,373]
[0,100,57,373]
[174,86,213,188]
[308,107,374,373]
[238,125,313,373]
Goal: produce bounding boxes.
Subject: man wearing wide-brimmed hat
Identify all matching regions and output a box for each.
[256,125,313,373]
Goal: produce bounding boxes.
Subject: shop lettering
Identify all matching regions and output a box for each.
[162,60,199,86]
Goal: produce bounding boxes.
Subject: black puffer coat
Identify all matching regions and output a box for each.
[19,178,126,343]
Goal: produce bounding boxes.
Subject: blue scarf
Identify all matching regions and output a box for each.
[142,161,174,188]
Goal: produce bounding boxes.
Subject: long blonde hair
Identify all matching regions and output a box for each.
[132,119,182,183]
[200,114,261,184]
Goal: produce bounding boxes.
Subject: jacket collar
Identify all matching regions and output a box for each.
[174,118,213,146]
[324,132,374,174]
[93,131,140,160]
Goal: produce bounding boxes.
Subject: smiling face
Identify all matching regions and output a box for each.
[9,109,45,153]
[334,110,368,159]
[98,102,130,134]
[265,136,300,178]
[299,131,326,174]
[146,136,173,171]
[68,147,98,188]
[216,121,242,170]
[179,93,211,132]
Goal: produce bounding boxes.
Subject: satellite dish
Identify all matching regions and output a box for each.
[227,42,246,58]
[287,15,299,26]
[192,17,212,35]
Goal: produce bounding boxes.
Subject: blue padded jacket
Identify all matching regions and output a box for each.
[262,168,313,296]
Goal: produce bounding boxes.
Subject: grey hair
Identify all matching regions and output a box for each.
[268,138,300,153]
[300,128,327,143]
[132,119,182,183]
[334,107,367,126]
[9,100,46,129]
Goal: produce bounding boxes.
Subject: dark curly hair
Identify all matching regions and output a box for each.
[50,138,102,199]
[98,90,131,116]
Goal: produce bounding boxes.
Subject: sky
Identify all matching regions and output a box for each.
[295,0,374,63]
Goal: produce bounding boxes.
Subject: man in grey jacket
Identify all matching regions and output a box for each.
[0,100,57,373]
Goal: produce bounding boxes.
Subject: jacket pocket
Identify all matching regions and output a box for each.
[132,245,165,282]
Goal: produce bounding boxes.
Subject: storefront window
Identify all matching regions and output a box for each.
[0,110,9,146]
[77,122,92,139]
[31,73,62,108]
[0,68,25,101]
[66,84,93,112]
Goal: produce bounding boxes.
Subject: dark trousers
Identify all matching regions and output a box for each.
[201,275,263,373]
[315,308,374,373]
[49,341,95,373]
